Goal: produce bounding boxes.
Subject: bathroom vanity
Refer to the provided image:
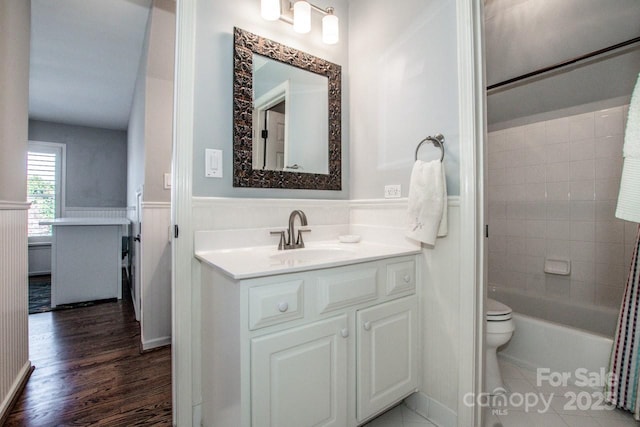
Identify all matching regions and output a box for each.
[197,242,420,427]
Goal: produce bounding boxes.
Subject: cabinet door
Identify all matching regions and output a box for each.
[357,296,418,421]
[251,315,348,427]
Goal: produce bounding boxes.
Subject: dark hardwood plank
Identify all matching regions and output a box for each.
[4,277,172,426]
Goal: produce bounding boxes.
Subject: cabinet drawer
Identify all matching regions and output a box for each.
[386,260,416,296]
[249,280,304,330]
[317,267,378,314]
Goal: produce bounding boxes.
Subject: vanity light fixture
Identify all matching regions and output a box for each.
[260,0,339,44]
[261,0,281,20]
[293,1,311,33]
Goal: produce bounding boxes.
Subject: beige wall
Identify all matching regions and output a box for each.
[0,0,30,202]
[143,0,175,203]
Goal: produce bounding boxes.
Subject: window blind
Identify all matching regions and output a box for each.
[27,151,57,237]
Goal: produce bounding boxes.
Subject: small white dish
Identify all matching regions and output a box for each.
[339,234,361,243]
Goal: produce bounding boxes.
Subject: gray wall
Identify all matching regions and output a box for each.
[485,0,640,126]
[191,0,349,199]
[29,120,127,207]
[0,0,30,202]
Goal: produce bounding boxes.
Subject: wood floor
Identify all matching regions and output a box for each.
[4,279,172,426]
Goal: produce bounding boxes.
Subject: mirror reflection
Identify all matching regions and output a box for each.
[252,54,329,174]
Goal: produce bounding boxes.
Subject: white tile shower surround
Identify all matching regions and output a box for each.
[363,404,438,427]
[483,359,638,427]
[487,105,638,311]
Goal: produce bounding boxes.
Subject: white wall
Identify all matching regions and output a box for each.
[0,0,31,421]
[348,0,463,422]
[191,0,349,199]
[348,0,461,198]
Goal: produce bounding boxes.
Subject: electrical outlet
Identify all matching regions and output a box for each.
[384,184,401,198]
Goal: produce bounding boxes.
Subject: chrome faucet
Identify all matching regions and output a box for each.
[271,210,310,250]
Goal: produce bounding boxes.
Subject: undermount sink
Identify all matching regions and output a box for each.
[269,246,356,263]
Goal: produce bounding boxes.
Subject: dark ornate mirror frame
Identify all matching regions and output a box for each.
[233,27,342,190]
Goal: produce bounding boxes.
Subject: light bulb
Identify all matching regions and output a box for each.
[293,1,311,34]
[322,9,339,44]
[261,0,280,21]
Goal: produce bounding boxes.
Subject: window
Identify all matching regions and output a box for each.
[27,142,65,240]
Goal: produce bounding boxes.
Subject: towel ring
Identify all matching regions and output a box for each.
[415,134,445,162]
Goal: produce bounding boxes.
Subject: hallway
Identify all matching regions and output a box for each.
[4,283,171,426]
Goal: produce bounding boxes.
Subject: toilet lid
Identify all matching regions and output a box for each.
[487,298,512,320]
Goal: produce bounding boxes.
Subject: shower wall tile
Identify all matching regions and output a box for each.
[570,201,595,221]
[569,112,595,141]
[546,143,570,164]
[569,180,594,201]
[596,285,624,309]
[570,139,595,161]
[487,103,633,311]
[569,160,595,181]
[595,179,619,200]
[545,117,570,144]
[595,135,623,159]
[570,280,595,304]
[546,201,570,220]
[595,107,624,137]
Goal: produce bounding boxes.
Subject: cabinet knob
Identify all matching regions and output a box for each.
[340,328,349,338]
[277,302,289,313]
[363,321,371,331]
[403,274,411,283]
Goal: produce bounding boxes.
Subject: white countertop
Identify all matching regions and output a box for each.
[195,240,421,280]
[40,217,130,226]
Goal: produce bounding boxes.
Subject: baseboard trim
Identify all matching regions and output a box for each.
[0,362,34,424]
[142,336,171,351]
[404,392,457,427]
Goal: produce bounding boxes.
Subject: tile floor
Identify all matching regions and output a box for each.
[363,358,640,427]
[483,359,639,427]
[363,403,437,427]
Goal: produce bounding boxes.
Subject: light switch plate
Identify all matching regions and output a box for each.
[164,173,172,189]
[205,149,223,178]
[384,184,401,198]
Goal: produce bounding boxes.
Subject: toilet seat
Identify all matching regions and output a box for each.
[487,298,512,321]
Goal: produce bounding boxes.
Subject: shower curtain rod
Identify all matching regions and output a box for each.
[487,36,640,91]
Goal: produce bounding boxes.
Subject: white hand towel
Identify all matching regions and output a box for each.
[406,160,448,246]
[624,73,640,158]
[616,73,640,223]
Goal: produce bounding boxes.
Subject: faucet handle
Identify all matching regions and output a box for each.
[296,229,311,247]
[270,230,286,250]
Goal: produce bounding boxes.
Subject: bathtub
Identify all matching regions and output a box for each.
[491,287,616,377]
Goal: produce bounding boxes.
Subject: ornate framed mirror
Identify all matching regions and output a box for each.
[233,27,342,190]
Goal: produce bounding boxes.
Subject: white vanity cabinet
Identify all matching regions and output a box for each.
[251,315,349,427]
[200,254,419,427]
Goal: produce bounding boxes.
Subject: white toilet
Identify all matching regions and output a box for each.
[485,298,515,395]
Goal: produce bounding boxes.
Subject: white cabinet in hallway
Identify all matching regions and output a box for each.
[200,254,419,427]
[41,217,129,307]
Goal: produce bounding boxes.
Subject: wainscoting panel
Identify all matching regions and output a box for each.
[140,203,172,350]
[64,207,131,218]
[0,206,31,420]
